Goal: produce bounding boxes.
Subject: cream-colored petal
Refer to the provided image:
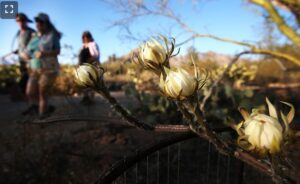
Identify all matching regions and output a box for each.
[143,46,156,61]
[266,97,278,119]
[261,122,281,148]
[253,114,282,132]
[239,107,250,120]
[158,35,169,53]
[235,122,244,136]
[280,101,295,124]
[245,120,261,147]
[159,74,165,91]
[79,66,97,85]
[150,38,165,52]
[280,111,290,138]
[237,135,253,150]
[163,66,171,75]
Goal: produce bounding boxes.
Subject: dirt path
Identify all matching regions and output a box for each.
[0,93,171,183]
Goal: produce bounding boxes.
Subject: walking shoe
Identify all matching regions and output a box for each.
[80,96,94,106]
[22,104,38,115]
[47,105,56,114]
[38,113,50,120]
[36,105,56,120]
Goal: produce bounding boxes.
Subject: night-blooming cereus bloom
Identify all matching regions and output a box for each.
[133,35,176,74]
[159,67,205,100]
[74,63,104,89]
[235,98,295,155]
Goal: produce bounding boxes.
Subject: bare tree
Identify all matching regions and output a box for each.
[251,0,300,49]
[102,0,300,66]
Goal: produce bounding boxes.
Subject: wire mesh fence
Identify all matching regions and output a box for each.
[96,132,272,184]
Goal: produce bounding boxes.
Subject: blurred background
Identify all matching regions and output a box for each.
[0,0,299,183]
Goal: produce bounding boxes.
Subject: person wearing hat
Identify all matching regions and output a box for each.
[23,12,61,119]
[14,13,35,101]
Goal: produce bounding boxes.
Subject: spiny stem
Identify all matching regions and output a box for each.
[193,103,229,154]
[268,154,288,184]
[183,97,230,154]
[176,101,194,124]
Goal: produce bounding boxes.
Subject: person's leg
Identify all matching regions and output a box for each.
[38,74,48,116]
[22,74,38,115]
[26,76,38,104]
[19,61,29,95]
[38,72,56,116]
[39,88,47,116]
[19,72,29,95]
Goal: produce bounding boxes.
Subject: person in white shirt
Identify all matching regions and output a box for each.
[78,31,100,105]
[79,31,100,65]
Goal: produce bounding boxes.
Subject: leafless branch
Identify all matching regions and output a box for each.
[102,0,300,67]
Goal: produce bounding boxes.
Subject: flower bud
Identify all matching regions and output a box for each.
[235,98,295,154]
[74,63,103,89]
[141,39,167,65]
[133,35,176,74]
[160,67,200,100]
[243,114,283,154]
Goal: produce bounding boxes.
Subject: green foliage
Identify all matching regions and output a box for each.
[0,64,77,95]
[0,65,20,93]
[123,82,182,124]
[53,65,77,95]
[201,63,264,125]
[103,61,138,76]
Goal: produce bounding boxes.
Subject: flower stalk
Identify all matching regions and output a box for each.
[74,64,153,130]
[186,97,230,154]
[176,95,230,154]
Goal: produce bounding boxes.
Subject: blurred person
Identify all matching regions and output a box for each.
[21,32,42,115]
[78,31,100,105]
[23,13,61,118]
[14,13,35,96]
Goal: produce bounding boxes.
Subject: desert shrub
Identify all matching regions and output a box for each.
[52,65,77,95]
[0,64,20,93]
[200,62,263,125]
[251,59,300,85]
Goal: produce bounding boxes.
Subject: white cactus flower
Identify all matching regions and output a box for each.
[141,38,167,65]
[235,98,295,154]
[159,67,204,100]
[134,35,176,73]
[74,63,103,89]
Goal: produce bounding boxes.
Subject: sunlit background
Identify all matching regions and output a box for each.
[0,1,299,183]
[0,0,290,63]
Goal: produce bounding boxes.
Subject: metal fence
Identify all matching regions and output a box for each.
[95,131,272,184]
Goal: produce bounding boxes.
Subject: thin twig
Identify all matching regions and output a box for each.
[104,0,300,66]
